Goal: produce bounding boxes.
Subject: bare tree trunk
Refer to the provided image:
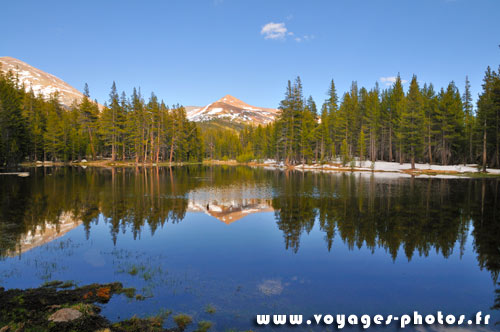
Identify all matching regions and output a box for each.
[469,131,473,164]
[399,143,402,164]
[122,139,126,161]
[411,146,415,169]
[370,129,376,162]
[320,137,324,161]
[482,118,487,172]
[389,126,393,162]
[150,124,154,163]
[496,109,499,167]
[169,136,175,164]
[428,125,432,164]
[442,134,446,165]
[88,128,96,160]
[111,108,116,161]
[156,121,161,163]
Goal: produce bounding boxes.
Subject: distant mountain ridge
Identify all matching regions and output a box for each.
[186,94,279,126]
[0,57,279,126]
[0,56,98,109]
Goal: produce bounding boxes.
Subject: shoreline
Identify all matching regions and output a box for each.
[0,281,184,332]
[245,160,500,178]
[13,159,500,178]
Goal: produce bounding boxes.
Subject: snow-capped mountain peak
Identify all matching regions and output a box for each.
[0,56,95,109]
[186,94,279,126]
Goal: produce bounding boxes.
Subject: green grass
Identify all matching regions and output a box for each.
[194,320,213,332]
[173,314,193,331]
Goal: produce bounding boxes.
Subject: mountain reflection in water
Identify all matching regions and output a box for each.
[0,165,499,329]
[1,166,499,265]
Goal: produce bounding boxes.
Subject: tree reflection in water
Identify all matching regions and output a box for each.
[0,166,499,316]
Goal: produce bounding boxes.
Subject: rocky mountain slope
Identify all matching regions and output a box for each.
[186,95,279,126]
[0,57,278,125]
[0,56,90,109]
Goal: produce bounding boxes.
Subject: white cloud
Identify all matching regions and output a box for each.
[380,76,408,86]
[261,22,288,40]
[261,22,314,43]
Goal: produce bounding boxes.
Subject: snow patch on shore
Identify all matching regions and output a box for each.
[254,160,500,177]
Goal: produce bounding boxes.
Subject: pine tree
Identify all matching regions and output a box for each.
[277,80,293,162]
[318,104,330,162]
[43,94,68,161]
[401,75,424,169]
[421,83,438,164]
[477,67,500,170]
[364,85,380,162]
[437,82,464,165]
[127,88,145,162]
[463,76,474,164]
[337,83,359,160]
[358,127,366,166]
[119,92,128,160]
[325,79,338,159]
[276,77,305,164]
[99,82,121,161]
[300,96,317,163]
[0,70,28,165]
[78,83,99,160]
[379,89,391,161]
[390,74,405,163]
[340,138,349,166]
[22,89,45,161]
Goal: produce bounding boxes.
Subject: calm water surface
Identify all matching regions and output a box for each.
[0,166,499,331]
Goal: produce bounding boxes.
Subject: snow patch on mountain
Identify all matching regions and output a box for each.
[0,56,99,109]
[186,95,279,125]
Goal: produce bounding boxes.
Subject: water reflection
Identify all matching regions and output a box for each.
[188,186,273,224]
[1,168,499,263]
[1,166,499,325]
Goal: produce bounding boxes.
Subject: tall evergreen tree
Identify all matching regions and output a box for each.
[325,79,338,159]
[401,75,424,169]
[463,76,474,163]
[477,67,500,170]
[99,82,121,161]
[437,82,464,165]
[390,74,406,163]
[421,83,438,164]
[78,83,99,160]
[0,70,28,165]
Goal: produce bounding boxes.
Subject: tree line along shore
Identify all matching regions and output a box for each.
[1,64,500,171]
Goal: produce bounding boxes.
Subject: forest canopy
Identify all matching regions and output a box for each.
[1,64,500,169]
[206,68,500,170]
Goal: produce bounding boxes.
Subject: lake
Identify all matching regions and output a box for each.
[0,166,499,331]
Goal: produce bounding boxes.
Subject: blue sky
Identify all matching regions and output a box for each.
[1,0,499,108]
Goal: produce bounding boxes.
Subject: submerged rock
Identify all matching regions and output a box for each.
[48,308,82,322]
[0,281,177,331]
[258,279,284,295]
